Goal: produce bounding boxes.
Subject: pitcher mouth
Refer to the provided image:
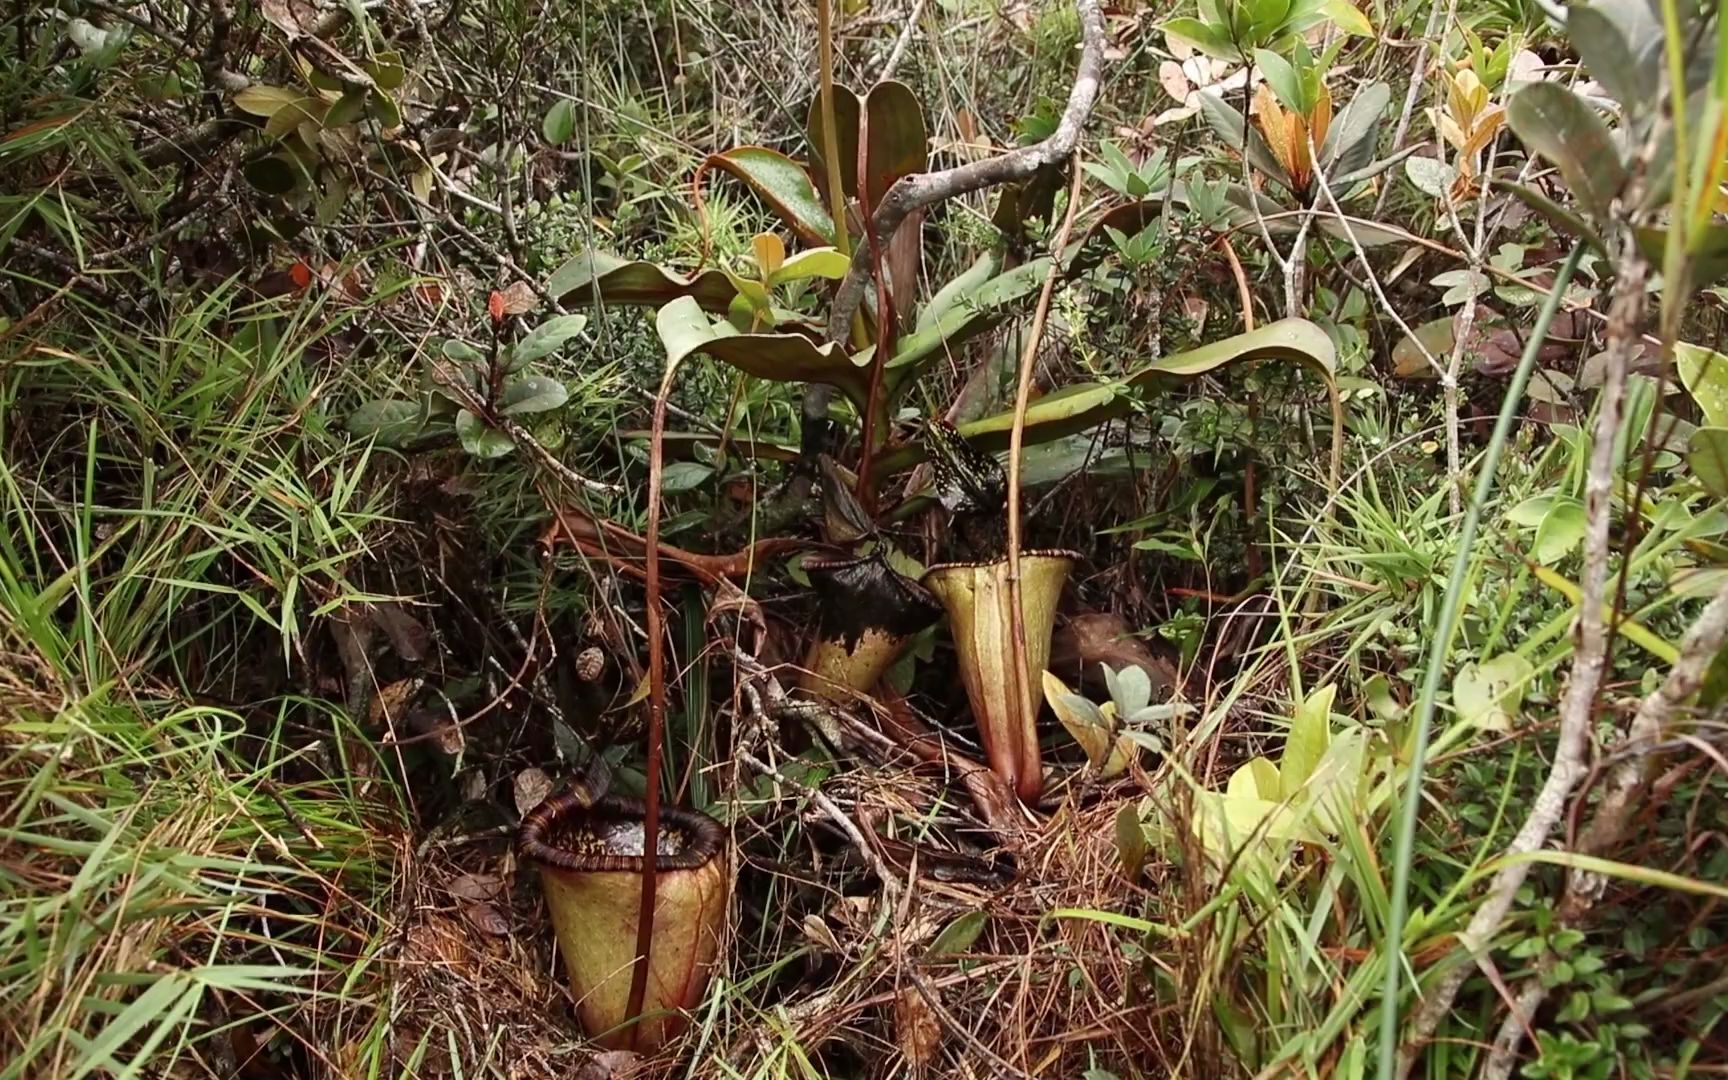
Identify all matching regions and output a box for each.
[517,794,725,874]
[920,548,1082,576]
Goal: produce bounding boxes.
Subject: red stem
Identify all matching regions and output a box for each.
[853,204,895,509]
[625,368,677,1045]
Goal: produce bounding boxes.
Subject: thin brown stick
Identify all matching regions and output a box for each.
[1003,165,1087,810]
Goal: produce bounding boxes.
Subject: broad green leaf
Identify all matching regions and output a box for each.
[659,460,714,493]
[1163,17,1240,60]
[513,313,588,365]
[542,98,576,145]
[887,257,1055,379]
[1255,50,1304,114]
[366,50,406,90]
[1533,498,1587,563]
[864,81,927,210]
[1689,426,1728,497]
[325,85,368,128]
[1636,223,1728,287]
[655,297,872,406]
[1404,156,1454,198]
[1678,343,1728,427]
[262,95,323,139]
[721,265,773,317]
[1506,494,1558,527]
[1507,82,1627,222]
[1453,654,1533,732]
[233,84,304,117]
[918,251,1003,332]
[874,319,1338,476]
[805,84,863,201]
[769,246,851,286]
[1391,315,1450,378]
[1281,683,1334,799]
[442,338,485,363]
[1567,0,1663,112]
[928,910,989,955]
[346,399,422,445]
[499,375,569,416]
[1228,756,1282,801]
[548,250,737,311]
[1320,0,1372,35]
[1321,80,1390,171]
[243,156,299,195]
[703,147,836,245]
[456,409,514,458]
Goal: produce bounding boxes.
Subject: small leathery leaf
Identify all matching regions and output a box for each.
[575,645,605,682]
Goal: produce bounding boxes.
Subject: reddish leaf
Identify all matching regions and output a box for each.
[288,261,312,290]
[487,290,507,324]
[499,280,537,315]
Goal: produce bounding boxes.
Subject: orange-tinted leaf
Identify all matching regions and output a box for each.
[289,261,312,290]
[488,290,507,323]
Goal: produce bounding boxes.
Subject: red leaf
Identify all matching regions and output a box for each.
[288,261,312,290]
[487,290,506,323]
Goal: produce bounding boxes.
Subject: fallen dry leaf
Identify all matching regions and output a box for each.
[447,872,501,903]
[576,1050,643,1080]
[513,767,553,818]
[895,986,942,1068]
[463,901,510,937]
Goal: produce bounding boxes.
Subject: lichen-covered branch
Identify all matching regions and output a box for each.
[1398,229,1650,1076]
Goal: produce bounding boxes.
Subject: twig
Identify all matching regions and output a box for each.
[1397,230,1649,1077]
[878,0,931,81]
[1002,164,1085,804]
[737,748,901,898]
